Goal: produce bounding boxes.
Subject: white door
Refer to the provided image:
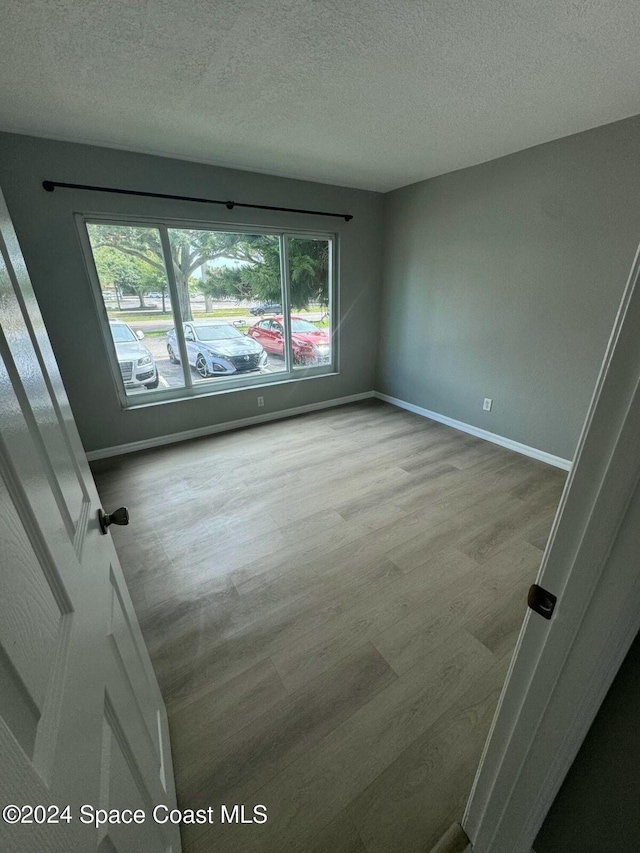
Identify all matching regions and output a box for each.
[0,189,181,853]
[464,244,640,851]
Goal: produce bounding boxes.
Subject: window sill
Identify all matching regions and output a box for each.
[119,368,339,411]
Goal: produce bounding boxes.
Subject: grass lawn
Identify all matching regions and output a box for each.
[109,308,251,322]
[141,321,328,337]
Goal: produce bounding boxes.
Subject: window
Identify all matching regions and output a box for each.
[82,220,336,406]
[286,236,332,371]
[85,224,185,397]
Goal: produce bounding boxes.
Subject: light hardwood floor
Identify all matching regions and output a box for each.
[91,400,566,853]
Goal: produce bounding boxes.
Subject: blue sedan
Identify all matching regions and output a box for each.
[166,320,267,378]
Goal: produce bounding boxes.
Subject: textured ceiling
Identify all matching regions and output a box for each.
[1,0,640,191]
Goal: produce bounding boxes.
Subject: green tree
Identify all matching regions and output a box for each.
[93,246,148,309]
[288,238,329,309]
[88,225,261,320]
[202,236,328,310]
[200,266,254,303]
[139,265,170,312]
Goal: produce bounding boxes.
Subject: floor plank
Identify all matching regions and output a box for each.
[91,399,565,853]
[347,652,511,853]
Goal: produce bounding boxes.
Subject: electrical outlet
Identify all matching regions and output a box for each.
[257,396,264,408]
[483,398,493,412]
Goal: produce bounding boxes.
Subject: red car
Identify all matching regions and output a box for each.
[247,316,331,365]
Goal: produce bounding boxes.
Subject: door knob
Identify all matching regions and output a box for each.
[98,506,130,535]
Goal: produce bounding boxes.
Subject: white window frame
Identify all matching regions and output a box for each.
[76,214,339,409]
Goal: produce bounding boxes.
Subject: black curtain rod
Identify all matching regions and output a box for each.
[42,180,353,222]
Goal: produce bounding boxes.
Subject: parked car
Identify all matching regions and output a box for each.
[249,302,282,316]
[109,320,159,389]
[166,320,267,378]
[247,316,331,365]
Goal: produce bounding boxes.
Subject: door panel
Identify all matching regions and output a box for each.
[0,475,62,712]
[0,220,89,539]
[0,188,180,852]
[99,699,167,853]
[273,321,285,355]
[184,325,197,366]
[107,568,161,759]
[254,320,279,353]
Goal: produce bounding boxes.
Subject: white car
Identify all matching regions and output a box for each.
[166,320,267,378]
[109,320,159,390]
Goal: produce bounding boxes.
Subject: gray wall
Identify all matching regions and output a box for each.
[0,132,383,453]
[535,629,640,853]
[5,117,640,459]
[378,115,640,461]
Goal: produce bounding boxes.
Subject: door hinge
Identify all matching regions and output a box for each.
[528,584,557,620]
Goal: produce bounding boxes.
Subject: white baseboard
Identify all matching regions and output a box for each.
[85,391,375,461]
[374,392,572,471]
[86,389,572,471]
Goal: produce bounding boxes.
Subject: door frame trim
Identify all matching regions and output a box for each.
[462,243,640,852]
